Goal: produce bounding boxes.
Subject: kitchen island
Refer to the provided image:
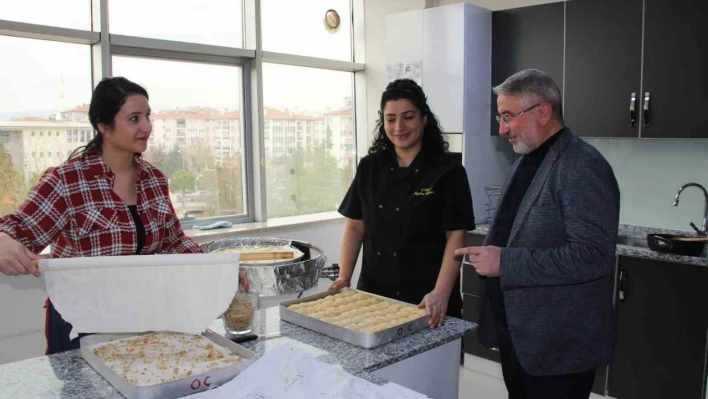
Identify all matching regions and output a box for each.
[0,306,475,399]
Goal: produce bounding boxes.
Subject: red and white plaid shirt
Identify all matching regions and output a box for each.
[0,151,202,258]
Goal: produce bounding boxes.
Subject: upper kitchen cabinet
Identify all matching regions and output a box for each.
[564,0,644,138]
[490,3,565,136]
[640,0,708,138]
[387,3,491,134]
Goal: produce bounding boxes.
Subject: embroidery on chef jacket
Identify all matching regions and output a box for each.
[413,187,434,196]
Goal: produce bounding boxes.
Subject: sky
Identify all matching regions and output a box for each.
[0,0,353,119]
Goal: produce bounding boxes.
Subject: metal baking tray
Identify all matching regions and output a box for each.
[279,288,428,348]
[80,330,256,399]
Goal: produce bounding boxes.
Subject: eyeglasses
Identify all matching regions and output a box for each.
[495,103,542,126]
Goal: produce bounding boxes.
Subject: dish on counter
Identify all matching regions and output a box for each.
[287,291,426,333]
[214,245,304,265]
[89,331,243,386]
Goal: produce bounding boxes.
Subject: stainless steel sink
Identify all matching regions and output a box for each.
[616,236,650,248]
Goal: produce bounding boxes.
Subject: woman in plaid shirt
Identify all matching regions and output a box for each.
[0,77,203,354]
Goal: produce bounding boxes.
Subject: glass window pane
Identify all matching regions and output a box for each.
[262,0,351,61]
[263,63,355,218]
[109,0,244,48]
[0,0,90,31]
[0,36,92,217]
[113,56,246,219]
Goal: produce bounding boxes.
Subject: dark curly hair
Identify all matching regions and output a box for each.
[69,77,149,159]
[369,79,449,157]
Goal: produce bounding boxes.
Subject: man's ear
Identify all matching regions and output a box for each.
[538,103,554,125]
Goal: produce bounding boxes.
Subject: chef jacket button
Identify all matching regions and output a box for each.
[390,167,394,171]
[395,207,399,212]
[393,252,397,257]
[377,251,381,256]
[396,292,400,296]
[415,169,419,173]
[379,205,383,209]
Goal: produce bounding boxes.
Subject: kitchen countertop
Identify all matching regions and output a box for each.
[0,307,476,398]
[469,224,708,267]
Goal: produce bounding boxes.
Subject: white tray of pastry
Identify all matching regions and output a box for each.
[80,330,256,399]
[279,288,428,348]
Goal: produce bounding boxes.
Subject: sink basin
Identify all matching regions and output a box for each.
[616,236,650,248]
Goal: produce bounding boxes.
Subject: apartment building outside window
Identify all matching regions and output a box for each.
[0,0,364,226]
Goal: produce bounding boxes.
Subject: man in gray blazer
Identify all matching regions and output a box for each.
[456,69,619,399]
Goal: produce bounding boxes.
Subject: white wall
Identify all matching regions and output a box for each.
[364,0,427,145]
[0,220,350,365]
[363,0,566,140]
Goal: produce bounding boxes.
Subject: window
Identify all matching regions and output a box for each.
[262,0,352,61]
[0,36,91,217]
[110,0,244,47]
[263,63,355,218]
[113,56,246,219]
[1,0,90,31]
[2,0,363,225]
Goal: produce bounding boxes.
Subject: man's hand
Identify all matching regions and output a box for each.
[454,246,501,277]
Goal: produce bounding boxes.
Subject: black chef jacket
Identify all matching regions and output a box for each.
[338,149,475,317]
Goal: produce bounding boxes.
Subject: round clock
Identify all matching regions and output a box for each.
[324,9,341,33]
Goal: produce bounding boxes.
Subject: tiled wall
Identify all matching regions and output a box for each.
[584,138,708,231]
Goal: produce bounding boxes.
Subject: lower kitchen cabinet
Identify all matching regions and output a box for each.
[609,256,708,399]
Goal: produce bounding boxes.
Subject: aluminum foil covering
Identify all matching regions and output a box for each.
[200,237,326,297]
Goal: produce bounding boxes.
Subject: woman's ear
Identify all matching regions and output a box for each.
[97,123,110,135]
[423,115,428,126]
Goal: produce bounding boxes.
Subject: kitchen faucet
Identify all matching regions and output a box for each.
[672,183,708,235]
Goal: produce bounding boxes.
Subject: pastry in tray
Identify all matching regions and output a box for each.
[89,331,243,386]
[214,245,304,265]
[287,291,426,333]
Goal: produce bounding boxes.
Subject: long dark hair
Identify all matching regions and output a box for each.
[69,77,149,159]
[369,79,449,157]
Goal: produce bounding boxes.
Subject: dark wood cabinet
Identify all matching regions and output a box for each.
[490,3,565,136]
[493,0,708,139]
[564,0,644,138]
[640,0,708,138]
[609,256,708,399]
[462,294,501,363]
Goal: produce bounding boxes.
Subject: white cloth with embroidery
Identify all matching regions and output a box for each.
[40,253,240,339]
[186,343,429,399]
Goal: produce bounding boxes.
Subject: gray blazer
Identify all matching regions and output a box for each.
[479,128,620,376]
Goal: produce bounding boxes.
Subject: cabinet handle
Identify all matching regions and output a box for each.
[629,92,637,127]
[618,268,628,302]
[643,92,651,127]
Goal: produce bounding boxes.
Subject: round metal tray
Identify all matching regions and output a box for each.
[200,237,326,297]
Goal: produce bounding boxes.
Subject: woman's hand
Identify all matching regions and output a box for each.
[0,233,40,277]
[328,277,351,291]
[418,289,449,328]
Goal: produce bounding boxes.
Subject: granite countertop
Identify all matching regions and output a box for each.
[469,223,708,267]
[0,307,476,399]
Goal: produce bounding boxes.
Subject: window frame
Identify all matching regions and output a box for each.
[0,0,366,229]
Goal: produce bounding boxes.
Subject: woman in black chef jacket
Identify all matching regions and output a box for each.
[330,79,475,328]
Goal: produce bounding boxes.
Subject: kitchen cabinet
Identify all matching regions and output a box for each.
[609,256,708,398]
[564,0,643,138]
[388,4,513,224]
[640,0,708,138]
[386,3,490,134]
[461,234,501,362]
[490,3,564,136]
[494,0,708,138]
